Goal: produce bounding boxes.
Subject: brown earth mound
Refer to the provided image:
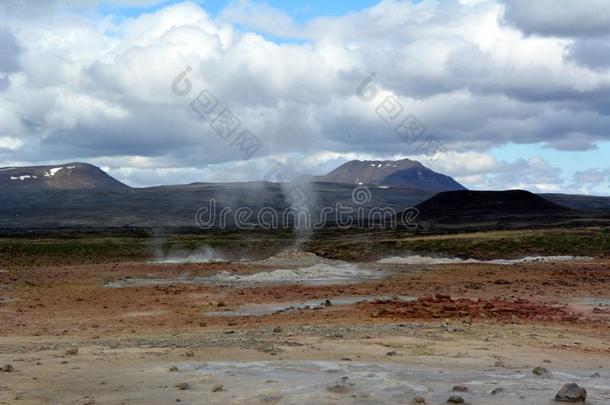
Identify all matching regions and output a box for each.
[360,294,579,322]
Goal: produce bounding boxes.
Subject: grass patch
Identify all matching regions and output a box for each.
[0,227,607,267]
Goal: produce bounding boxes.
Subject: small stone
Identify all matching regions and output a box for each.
[414,396,427,403]
[533,366,551,377]
[447,395,464,403]
[590,372,600,378]
[491,388,505,395]
[83,399,95,405]
[65,347,79,356]
[1,364,15,372]
[184,350,194,357]
[325,299,333,307]
[386,351,397,356]
[175,382,190,391]
[272,326,282,334]
[452,385,468,392]
[554,383,587,402]
[211,384,224,392]
[494,359,505,367]
[326,384,350,394]
[169,366,178,372]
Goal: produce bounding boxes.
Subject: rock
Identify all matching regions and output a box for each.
[554,383,587,402]
[386,351,397,356]
[272,326,282,334]
[452,385,468,392]
[169,366,178,372]
[1,364,15,372]
[184,350,194,357]
[590,372,600,378]
[325,299,333,307]
[447,395,464,403]
[533,366,551,377]
[65,347,79,356]
[413,396,427,403]
[175,382,190,391]
[494,359,505,367]
[491,388,505,395]
[326,384,350,394]
[211,384,224,392]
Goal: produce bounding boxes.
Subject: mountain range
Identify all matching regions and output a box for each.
[1,158,464,193]
[0,159,466,192]
[0,163,128,190]
[1,160,609,230]
[315,158,466,192]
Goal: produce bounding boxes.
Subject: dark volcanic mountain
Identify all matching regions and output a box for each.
[0,163,129,190]
[540,193,610,211]
[316,158,466,192]
[415,190,569,223]
[0,182,434,228]
[1,162,608,230]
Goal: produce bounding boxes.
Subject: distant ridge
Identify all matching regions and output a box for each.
[414,190,569,222]
[315,158,466,192]
[0,162,129,190]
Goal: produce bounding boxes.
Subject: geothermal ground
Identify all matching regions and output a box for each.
[1,232,609,404]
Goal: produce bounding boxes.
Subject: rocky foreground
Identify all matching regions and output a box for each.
[0,252,609,404]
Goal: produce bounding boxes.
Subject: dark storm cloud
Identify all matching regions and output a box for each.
[0,0,609,192]
[0,27,19,72]
[501,0,610,38]
[567,37,610,70]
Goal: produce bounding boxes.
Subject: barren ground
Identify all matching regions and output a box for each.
[1,242,609,404]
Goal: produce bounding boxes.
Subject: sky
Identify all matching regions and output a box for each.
[0,0,609,194]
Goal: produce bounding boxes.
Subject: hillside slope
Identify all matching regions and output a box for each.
[0,163,128,190]
[317,159,466,192]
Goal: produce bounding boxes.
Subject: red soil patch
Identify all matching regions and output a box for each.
[360,293,580,322]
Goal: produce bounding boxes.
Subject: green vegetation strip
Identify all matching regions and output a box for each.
[0,227,607,267]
